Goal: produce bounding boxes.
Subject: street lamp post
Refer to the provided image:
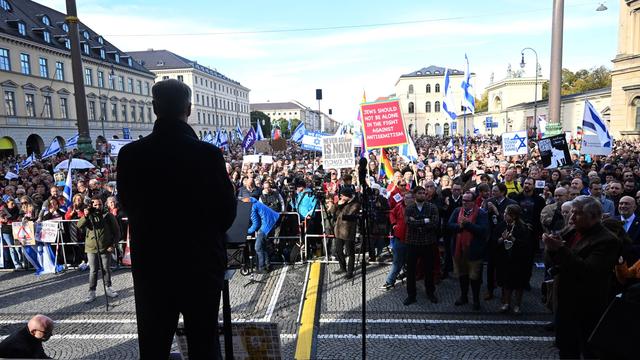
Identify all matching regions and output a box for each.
[520,47,539,140]
[65,0,94,157]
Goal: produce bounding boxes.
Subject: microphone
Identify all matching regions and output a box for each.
[358,157,367,188]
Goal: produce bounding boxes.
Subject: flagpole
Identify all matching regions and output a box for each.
[463,109,467,166]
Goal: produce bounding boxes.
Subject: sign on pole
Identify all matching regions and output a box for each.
[539,134,573,169]
[301,131,324,152]
[502,131,528,156]
[360,100,408,149]
[322,136,354,169]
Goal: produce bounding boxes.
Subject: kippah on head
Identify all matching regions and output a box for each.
[152,79,192,118]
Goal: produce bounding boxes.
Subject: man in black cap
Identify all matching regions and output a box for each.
[329,186,360,278]
[117,79,236,359]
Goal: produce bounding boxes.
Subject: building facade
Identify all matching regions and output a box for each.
[610,0,640,137]
[251,101,338,133]
[394,66,469,137]
[128,49,250,139]
[0,0,155,157]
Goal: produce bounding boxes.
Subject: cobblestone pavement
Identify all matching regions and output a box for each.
[0,260,558,359]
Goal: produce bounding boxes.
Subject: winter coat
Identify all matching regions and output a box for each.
[332,198,360,241]
[448,207,489,261]
[292,189,318,219]
[76,210,120,254]
[405,202,440,246]
[247,198,280,235]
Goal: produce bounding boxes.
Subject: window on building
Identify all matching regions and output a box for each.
[43,95,52,118]
[131,105,136,122]
[4,91,16,116]
[18,22,26,36]
[38,57,48,78]
[177,75,183,82]
[55,61,64,81]
[136,80,141,94]
[114,53,120,63]
[426,84,431,93]
[62,23,69,33]
[100,102,107,121]
[111,103,117,121]
[144,82,150,96]
[88,101,96,120]
[43,31,51,43]
[206,96,210,107]
[0,48,9,71]
[0,0,11,11]
[60,98,68,119]
[97,36,104,45]
[425,101,431,113]
[443,123,450,137]
[64,39,70,49]
[84,68,92,86]
[434,101,441,112]
[435,83,440,93]
[82,43,89,55]
[19,53,30,75]
[97,71,104,88]
[108,74,114,89]
[147,107,152,122]
[99,49,105,60]
[196,93,200,104]
[408,84,414,94]
[83,31,89,40]
[162,76,169,80]
[197,112,201,124]
[118,76,124,91]
[42,16,51,26]
[634,97,640,130]
[127,78,133,93]
[25,94,35,117]
[122,104,127,122]
[127,58,132,67]
[139,106,144,121]
[408,102,414,114]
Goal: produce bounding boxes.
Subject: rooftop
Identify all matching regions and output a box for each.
[400,65,466,78]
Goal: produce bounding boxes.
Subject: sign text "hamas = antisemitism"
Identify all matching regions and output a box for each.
[361,100,408,149]
[322,136,354,169]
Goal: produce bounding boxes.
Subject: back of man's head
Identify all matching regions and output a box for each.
[152,79,192,120]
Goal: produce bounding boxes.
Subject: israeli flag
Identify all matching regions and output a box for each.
[291,122,306,143]
[447,138,455,151]
[443,68,458,121]
[235,125,243,141]
[62,163,73,211]
[474,128,480,135]
[203,132,214,144]
[20,153,36,169]
[461,54,475,114]
[399,135,419,162]
[581,100,613,155]
[23,243,63,275]
[214,128,222,147]
[256,122,264,141]
[65,134,79,148]
[41,138,62,160]
[220,130,229,150]
[14,162,19,173]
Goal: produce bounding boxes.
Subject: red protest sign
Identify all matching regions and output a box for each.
[360,100,408,149]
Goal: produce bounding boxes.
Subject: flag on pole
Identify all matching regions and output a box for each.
[203,132,214,144]
[291,122,306,143]
[20,153,36,169]
[379,148,394,180]
[537,116,547,139]
[235,125,243,141]
[358,91,368,158]
[219,130,229,150]
[65,134,79,148]
[256,122,264,141]
[461,54,475,114]
[443,68,458,121]
[399,135,418,162]
[242,127,257,150]
[62,160,73,211]
[41,138,62,160]
[581,100,613,155]
[447,138,455,151]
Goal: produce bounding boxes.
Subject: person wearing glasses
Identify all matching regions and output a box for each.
[0,314,53,359]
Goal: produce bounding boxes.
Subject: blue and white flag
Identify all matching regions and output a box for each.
[235,125,243,141]
[474,128,480,136]
[62,164,73,212]
[461,54,475,114]
[581,100,612,155]
[301,131,324,152]
[23,243,63,275]
[65,134,79,148]
[443,68,458,121]
[256,122,264,141]
[41,138,62,160]
[242,127,257,150]
[399,134,419,162]
[20,153,36,169]
[203,132,214,144]
[220,130,229,150]
[447,138,455,151]
[291,122,306,143]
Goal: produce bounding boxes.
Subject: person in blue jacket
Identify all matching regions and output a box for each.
[244,197,280,273]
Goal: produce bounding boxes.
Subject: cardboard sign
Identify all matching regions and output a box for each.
[254,140,271,154]
[271,138,287,152]
[539,134,572,169]
[535,180,546,189]
[360,100,408,149]
[39,221,60,243]
[12,222,36,246]
[322,136,354,169]
[242,155,261,164]
[261,155,274,164]
[502,131,528,156]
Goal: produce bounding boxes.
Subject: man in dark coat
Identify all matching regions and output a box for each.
[117,79,236,360]
[544,195,621,359]
[0,314,53,359]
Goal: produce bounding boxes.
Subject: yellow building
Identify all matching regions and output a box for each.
[611,0,640,137]
[0,0,155,157]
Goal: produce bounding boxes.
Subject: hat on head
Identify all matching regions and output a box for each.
[339,186,355,198]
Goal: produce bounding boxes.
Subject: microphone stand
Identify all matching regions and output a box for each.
[358,157,369,360]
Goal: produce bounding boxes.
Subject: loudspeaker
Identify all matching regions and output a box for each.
[316,89,322,100]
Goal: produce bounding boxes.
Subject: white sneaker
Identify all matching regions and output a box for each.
[85,290,96,303]
[105,287,118,298]
[78,261,88,271]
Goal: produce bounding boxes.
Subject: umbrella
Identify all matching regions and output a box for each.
[54,159,95,172]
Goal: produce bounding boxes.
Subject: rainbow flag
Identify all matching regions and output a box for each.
[379,148,394,180]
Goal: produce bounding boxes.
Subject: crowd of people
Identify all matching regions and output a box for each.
[2,124,640,357]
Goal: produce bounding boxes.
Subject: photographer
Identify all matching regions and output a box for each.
[329,187,360,279]
[76,196,120,303]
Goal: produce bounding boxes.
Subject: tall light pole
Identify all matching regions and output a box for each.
[65,0,93,157]
[521,47,539,140]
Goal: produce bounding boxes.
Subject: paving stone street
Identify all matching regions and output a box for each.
[0,261,557,359]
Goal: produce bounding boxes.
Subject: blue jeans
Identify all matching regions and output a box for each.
[2,232,22,268]
[385,238,407,285]
[254,230,270,270]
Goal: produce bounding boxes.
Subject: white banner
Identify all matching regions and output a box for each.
[39,221,60,243]
[502,131,528,156]
[108,139,133,156]
[581,134,612,155]
[322,136,354,169]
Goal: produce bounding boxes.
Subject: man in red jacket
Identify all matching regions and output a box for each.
[379,191,415,290]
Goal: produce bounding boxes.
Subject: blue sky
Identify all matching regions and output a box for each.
[39,0,619,123]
